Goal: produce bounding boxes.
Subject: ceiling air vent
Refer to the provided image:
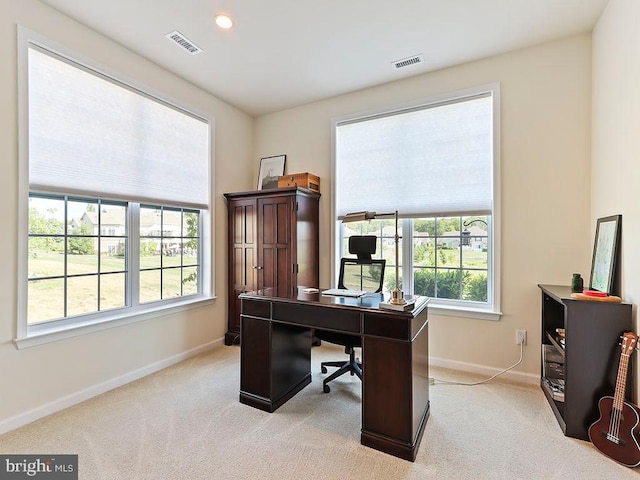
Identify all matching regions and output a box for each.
[165,30,203,55]
[392,54,424,69]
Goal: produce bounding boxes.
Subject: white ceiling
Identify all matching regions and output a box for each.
[39,0,609,117]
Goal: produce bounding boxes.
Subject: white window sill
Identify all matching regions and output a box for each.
[14,296,216,349]
[428,303,502,321]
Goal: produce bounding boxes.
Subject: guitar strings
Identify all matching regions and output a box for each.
[608,352,630,442]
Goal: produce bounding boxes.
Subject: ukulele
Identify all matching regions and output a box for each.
[588,331,640,467]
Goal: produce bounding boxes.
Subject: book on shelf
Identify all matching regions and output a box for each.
[542,344,564,364]
[542,344,565,381]
[544,361,565,380]
[547,377,564,389]
[542,377,565,402]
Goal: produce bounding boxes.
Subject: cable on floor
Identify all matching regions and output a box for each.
[431,342,525,386]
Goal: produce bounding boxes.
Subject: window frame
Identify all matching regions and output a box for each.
[16,27,214,348]
[332,84,501,320]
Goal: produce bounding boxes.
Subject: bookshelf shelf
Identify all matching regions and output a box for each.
[538,284,632,440]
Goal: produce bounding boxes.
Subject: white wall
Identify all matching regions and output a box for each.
[592,0,640,400]
[255,34,593,381]
[0,0,254,431]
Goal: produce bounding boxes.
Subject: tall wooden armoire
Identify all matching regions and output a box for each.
[223,187,320,345]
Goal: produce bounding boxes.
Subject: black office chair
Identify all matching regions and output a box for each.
[316,236,386,393]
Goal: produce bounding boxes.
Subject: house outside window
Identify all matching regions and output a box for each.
[334,85,500,319]
[17,27,212,346]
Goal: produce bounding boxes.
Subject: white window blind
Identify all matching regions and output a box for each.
[335,94,493,218]
[28,45,210,208]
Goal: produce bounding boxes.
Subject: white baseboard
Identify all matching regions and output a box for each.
[0,338,222,436]
[429,356,540,385]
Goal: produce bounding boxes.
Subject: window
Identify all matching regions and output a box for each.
[334,85,500,319]
[28,195,128,324]
[138,205,200,303]
[18,28,212,345]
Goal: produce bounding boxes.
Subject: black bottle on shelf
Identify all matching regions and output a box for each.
[570,273,583,293]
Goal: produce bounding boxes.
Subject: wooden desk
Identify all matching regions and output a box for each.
[239,288,430,461]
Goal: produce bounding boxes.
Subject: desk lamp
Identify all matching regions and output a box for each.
[342,211,414,310]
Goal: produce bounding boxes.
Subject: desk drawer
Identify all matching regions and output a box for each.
[364,312,410,341]
[242,299,271,319]
[273,302,360,333]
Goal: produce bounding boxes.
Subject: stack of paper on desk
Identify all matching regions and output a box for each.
[321,288,366,297]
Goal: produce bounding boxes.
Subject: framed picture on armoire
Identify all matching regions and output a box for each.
[257,155,286,190]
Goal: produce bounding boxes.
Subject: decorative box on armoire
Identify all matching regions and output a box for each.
[223,187,320,346]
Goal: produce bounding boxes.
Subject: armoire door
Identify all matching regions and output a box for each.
[257,195,294,297]
[229,198,257,337]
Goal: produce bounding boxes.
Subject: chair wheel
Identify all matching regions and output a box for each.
[321,366,327,374]
[323,384,330,393]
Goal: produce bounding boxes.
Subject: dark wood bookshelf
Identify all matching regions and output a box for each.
[538,284,633,440]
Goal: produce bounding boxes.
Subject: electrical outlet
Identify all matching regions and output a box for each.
[516,329,527,345]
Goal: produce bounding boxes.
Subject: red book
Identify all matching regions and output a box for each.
[583,290,608,297]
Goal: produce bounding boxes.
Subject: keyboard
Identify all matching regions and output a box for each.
[321,288,367,298]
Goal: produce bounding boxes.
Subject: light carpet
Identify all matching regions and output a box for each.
[0,343,637,479]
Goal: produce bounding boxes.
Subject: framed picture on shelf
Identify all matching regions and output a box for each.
[589,214,621,295]
[257,155,286,190]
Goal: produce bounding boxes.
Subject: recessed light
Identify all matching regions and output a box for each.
[214,14,233,29]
